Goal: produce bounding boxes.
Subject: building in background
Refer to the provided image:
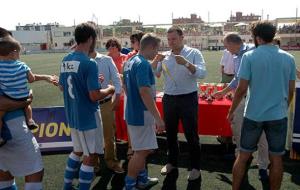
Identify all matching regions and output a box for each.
[228,12,261,22]
[172,13,204,25]
[11,13,300,52]
[15,23,60,51]
[52,26,75,50]
[12,31,49,51]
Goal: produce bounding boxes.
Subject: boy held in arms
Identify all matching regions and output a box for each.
[0,37,56,146]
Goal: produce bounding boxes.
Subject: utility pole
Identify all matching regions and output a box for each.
[296,7,298,24]
[295,7,298,44]
[208,11,210,24]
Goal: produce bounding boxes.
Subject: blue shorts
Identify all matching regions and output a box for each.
[240,117,287,155]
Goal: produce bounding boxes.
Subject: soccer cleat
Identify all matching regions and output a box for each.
[136,177,159,189]
[187,169,201,181]
[259,169,269,181]
[27,120,39,130]
[0,138,7,147]
[160,163,175,175]
[71,184,79,190]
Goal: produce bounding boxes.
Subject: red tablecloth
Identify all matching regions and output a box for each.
[115,95,233,141]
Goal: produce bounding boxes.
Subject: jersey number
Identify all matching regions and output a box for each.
[67,75,75,99]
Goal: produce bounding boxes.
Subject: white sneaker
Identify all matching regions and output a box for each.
[160,163,175,175]
[187,169,201,181]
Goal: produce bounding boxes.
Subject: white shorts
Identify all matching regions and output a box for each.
[0,116,43,177]
[71,111,104,156]
[127,111,158,151]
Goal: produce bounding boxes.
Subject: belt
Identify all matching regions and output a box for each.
[164,91,197,98]
[99,97,112,105]
[224,73,234,77]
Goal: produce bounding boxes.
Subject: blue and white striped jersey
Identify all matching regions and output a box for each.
[0,60,30,99]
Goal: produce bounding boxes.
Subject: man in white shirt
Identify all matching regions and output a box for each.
[89,50,124,174]
[220,49,235,83]
[217,49,235,145]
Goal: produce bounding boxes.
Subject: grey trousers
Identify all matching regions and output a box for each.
[232,99,270,169]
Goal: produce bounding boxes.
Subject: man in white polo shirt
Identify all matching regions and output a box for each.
[220,49,235,83]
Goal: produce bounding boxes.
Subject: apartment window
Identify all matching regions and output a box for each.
[54,31,63,37]
[208,40,218,43]
[44,25,51,31]
[63,42,72,46]
[63,32,72,37]
[35,26,41,31]
[23,26,30,31]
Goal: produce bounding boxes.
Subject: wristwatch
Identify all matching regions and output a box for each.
[184,62,190,68]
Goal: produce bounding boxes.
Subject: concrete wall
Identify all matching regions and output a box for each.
[12,31,48,44]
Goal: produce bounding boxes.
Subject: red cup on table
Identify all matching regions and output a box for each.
[208,86,215,95]
[216,84,223,91]
[200,84,207,93]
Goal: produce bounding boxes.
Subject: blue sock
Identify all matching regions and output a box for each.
[63,152,81,190]
[79,164,94,190]
[125,176,136,190]
[12,184,18,190]
[137,169,148,185]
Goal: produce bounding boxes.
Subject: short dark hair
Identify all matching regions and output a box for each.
[250,21,276,43]
[167,26,183,36]
[224,33,242,44]
[140,33,161,50]
[0,37,21,56]
[130,30,144,43]
[105,38,122,51]
[0,27,12,38]
[74,22,97,44]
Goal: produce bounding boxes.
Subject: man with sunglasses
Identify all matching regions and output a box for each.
[125,31,145,61]
[106,38,127,75]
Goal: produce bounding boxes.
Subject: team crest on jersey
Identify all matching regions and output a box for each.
[123,59,135,72]
[61,61,80,73]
